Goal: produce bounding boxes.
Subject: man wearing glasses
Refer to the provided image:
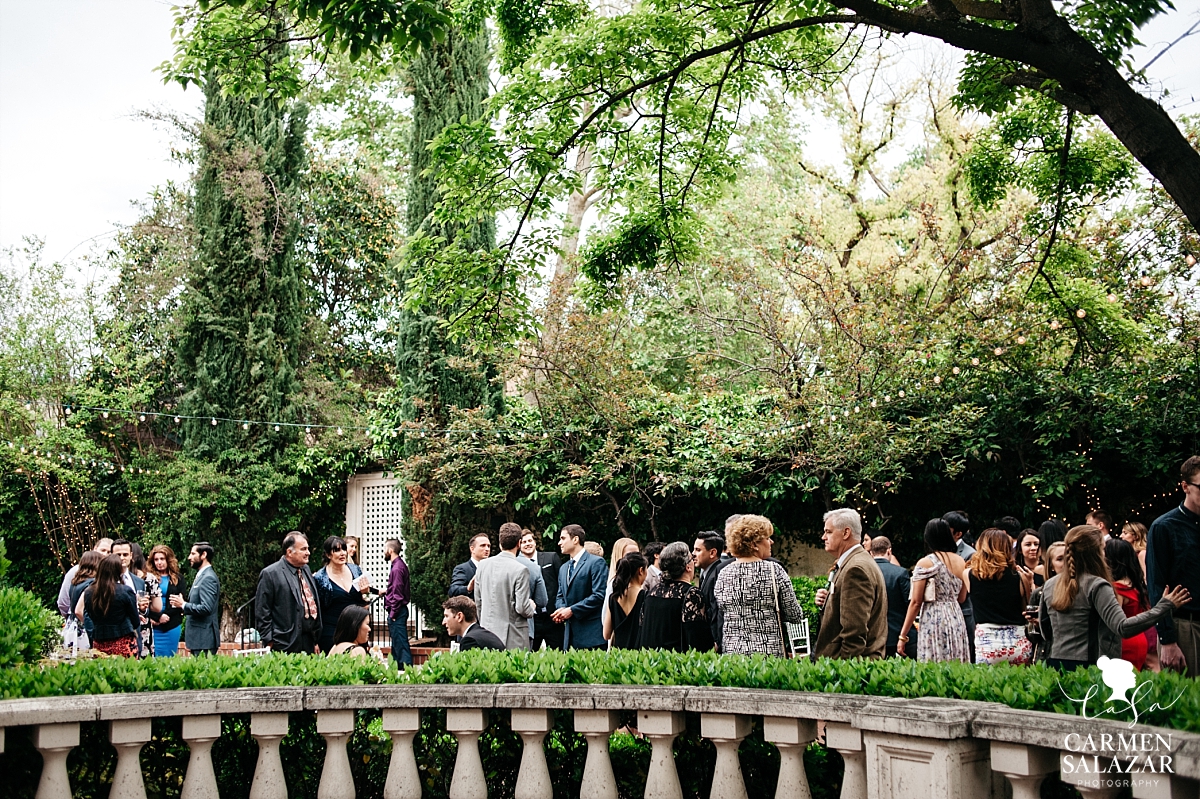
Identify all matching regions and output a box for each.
[1147,456,1200,676]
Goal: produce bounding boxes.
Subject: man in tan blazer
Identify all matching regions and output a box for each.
[813,508,888,659]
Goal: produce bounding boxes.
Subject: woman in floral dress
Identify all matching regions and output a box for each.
[897,518,970,662]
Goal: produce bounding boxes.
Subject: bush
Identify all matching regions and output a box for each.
[0,585,59,668]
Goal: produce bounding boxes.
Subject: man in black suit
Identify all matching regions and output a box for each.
[869,536,916,658]
[442,596,506,652]
[694,531,732,651]
[520,530,563,651]
[448,533,492,597]
[254,532,322,653]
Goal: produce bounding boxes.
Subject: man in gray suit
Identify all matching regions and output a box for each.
[170,542,221,655]
[473,523,537,650]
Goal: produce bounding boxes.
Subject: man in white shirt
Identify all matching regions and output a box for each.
[1086,509,1114,541]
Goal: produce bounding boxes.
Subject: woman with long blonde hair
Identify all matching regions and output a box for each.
[967,529,1035,665]
[601,538,640,643]
[1039,525,1189,670]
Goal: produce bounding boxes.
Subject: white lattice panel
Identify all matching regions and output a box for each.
[346,473,404,587]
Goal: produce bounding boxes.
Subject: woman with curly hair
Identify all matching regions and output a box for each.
[145,545,184,656]
[1040,525,1189,670]
[713,515,803,657]
[967,529,1035,665]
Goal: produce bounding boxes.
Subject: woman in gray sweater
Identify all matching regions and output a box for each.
[1039,525,1190,671]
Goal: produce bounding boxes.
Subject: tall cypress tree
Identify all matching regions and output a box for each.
[397,26,504,617]
[177,72,308,458]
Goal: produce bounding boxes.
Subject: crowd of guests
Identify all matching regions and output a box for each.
[56,538,220,658]
[437,455,1200,678]
[52,455,1198,680]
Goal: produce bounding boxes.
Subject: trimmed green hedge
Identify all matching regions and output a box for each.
[0,586,59,668]
[3,649,1197,733]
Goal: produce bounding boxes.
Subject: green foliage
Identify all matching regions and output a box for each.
[0,586,59,668]
[162,0,452,96]
[176,65,309,458]
[0,537,9,583]
[791,576,821,623]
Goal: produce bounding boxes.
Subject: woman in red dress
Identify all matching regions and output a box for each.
[1105,538,1150,669]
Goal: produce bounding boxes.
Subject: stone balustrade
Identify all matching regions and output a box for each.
[1,684,1197,799]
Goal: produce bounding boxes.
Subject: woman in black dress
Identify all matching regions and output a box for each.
[604,552,647,649]
[312,536,371,653]
[638,542,712,652]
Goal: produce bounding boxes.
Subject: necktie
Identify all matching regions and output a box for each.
[297,569,318,619]
[568,558,577,584]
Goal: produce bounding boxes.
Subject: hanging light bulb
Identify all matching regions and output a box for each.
[102,411,109,419]
[971,357,980,366]
[993,347,1004,356]
[337,427,344,435]
[274,425,280,432]
[951,366,961,375]
[898,390,906,398]
[1107,294,1118,303]
[933,376,942,384]
[1050,320,1061,330]
[138,414,146,422]
[242,422,249,430]
[1076,309,1087,318]
[1140,275,1153,286]
[1016,336,1026,345]
[211,418,218,426]
[174,416,181,424]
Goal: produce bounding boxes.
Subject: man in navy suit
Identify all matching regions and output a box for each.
[551,524,608,650]
[448,534,491,597]
[170,542,221,655]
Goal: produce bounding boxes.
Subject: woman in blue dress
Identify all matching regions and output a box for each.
[312,536,372,653]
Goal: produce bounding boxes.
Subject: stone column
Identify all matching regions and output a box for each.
[249,712,291,799]
[446,708,489,799]
[639,711,685,799]
[181,715,222,799]
[317,710,356,799]
[990,742,1058,799]
[574,709,619,799]
[110,718,153,799]
[701,714,751,799]
[763,717,817,799]
[511,709,554,799]
[33,722,79,799]
[824,723,866,799]
[862,729,991,799]
[1132,774,1200,799]
[382,709,421,799]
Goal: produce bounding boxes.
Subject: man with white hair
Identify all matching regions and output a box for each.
[812,508,888,660]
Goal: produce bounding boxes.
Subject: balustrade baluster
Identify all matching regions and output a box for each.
[824,723,866,799]
[511,709,554,799]
[990,742,1057,799]
[180,715,222,799]
[763,716,817,799]
[701,713,751,799]
[1059,750,1125,799]
[249,712,290,799]
[446,708,489,799]
[639,710,685,799]
[382,709,421,799]
[317,709,356,799]
[574,709,620,799]
[109,718,152,799]
[33,722,79,799]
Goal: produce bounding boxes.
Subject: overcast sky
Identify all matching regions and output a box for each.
[1,0,1198,271]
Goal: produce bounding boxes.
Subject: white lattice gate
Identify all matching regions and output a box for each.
[344,472,424,641]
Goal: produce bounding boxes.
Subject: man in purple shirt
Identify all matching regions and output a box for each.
[384,539,413,668]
